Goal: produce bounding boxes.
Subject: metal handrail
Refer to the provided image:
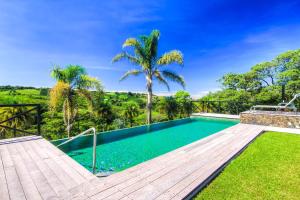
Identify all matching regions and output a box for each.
[0,104,42,137]
[57,127,97,174]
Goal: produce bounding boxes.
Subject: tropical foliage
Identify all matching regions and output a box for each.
[174,91,193,117]
[0,105,34,138]
[201,49,300,112]
[0,87,193,139]
[122,101,140,127]
[112,29,185,124]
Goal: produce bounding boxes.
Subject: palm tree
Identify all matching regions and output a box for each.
[50,65,102,138]
[112,29,185,124]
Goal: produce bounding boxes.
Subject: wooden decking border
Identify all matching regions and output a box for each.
[183,127,262,199]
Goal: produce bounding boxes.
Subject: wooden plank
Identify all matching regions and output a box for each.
[17,141,72,199]
[89,186,121,200]
[30,139,86,184]
[4,167,26,200]
[37,139,94,180]
[16,141,59,200]
[0,145,26,200]
[23,140,78,191]
[156,128,260,199]
[6,142,42,200]
[0,148,10,200]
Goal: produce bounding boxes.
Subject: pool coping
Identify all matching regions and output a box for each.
[192,113,240,120]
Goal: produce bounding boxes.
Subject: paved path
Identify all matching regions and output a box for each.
[191,113,240,119]
[1,123,298,200]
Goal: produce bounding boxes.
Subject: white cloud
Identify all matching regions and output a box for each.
[86,66,126,72]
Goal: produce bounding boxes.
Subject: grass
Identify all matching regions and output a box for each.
[195,131,300,200]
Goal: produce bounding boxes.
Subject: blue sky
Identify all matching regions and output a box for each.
[1,0,300,97]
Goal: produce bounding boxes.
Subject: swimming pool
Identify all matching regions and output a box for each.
[53,117,238,174]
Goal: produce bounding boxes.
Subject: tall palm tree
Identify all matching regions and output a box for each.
[50,65,102,138]
[112,30,185,124]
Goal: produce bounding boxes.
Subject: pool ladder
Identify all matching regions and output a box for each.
[57,127,97,174]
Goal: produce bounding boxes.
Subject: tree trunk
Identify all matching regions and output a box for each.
[146,76,153,125]
[67,110,70,138]
[63,99,71,138]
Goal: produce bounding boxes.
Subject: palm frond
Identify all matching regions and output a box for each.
[77,89,93,111]
[112,52,140,65]
[51,65,87,87]
[65,65,86,86]
[49,81,70,111]
[77,75,103,91]
[51,65,66,82]
[144,30,160,63]
[122,38,145,58]
[153,70,170,91]
[120,69,143,81]
[161,70,185,88]
[149,30,160,58]
[157,50,184,66]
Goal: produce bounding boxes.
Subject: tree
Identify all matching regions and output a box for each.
[219,73,240,90]
[276,50,300,93]
[175,91,193,117]
[159,96,178,120]
[237,72,261,92]
[92,93,115,131]
[122,101,139,127]
[201,48,300,112]
[112,29,185,124]
[220,72,261,92]
[251,61,277,86]
[49,65,102,138]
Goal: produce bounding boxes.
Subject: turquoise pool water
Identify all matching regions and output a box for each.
[53,117,238,173]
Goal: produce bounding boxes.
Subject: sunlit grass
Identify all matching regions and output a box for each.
[195,131,300,200]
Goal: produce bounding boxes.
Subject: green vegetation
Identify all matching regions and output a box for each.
[201,49,300,112]
[122,101,140,127]
[113,29,185,124]
[0,106,34,138]
[0,86,193,140]
[195,131,300,200]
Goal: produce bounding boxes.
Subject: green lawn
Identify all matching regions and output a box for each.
[195,131,300,200]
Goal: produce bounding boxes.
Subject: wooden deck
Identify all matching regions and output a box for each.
[0,123,279,200]
[0,135,97,200]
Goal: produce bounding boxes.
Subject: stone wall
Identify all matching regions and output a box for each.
[240,111,300,129]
